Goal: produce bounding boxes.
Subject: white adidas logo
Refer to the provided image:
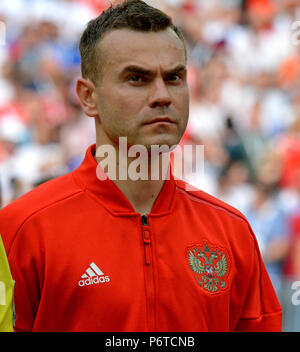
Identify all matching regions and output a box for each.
[78,262,110,287]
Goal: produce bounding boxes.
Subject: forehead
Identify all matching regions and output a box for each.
[98,28,186,74]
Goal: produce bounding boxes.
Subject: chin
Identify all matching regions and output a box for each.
[154,135,182,148]
[142,138,180,151]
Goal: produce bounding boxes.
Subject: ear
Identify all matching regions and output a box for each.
[76,77,99,117]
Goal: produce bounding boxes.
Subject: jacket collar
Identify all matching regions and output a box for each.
[73,144,175,216]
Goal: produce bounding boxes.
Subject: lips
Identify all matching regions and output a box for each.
[143,117,175,125]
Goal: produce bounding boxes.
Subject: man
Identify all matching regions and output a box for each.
[0,0,282,331]
[0,235,14,332]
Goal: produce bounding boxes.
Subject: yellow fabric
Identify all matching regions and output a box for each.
[0,235,14,332]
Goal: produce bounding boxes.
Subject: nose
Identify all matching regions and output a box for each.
[149,78,172,109]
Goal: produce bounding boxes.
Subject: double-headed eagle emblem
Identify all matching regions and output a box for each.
[188,243,229,293]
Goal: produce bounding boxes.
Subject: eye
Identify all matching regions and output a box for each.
[167,74,181,83]
[128,75,144,83]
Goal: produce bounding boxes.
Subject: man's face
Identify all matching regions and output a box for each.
[93,28,189,150]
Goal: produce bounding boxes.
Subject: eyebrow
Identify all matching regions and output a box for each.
[120,64,187,77]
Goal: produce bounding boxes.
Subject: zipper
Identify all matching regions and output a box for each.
[141,215,151,265]
[141,214,156,331]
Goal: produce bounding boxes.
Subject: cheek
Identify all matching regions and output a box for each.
[174,87,190,118]
[98,96,140,140]
[175,90,190,136]
[100,85,143,117]
[182,86,190,107]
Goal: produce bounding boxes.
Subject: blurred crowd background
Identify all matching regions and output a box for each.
[0,0,299,331]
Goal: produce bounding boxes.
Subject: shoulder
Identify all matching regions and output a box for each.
[174,179,261,262]
[174,178,249,224]
[0,172,83,251]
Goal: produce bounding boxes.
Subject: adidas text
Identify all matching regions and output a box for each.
[78,275,110,287]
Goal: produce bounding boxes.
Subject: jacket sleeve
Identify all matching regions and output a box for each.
[234,231,282,332]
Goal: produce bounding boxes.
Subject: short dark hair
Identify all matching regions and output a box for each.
[79,0,186,84]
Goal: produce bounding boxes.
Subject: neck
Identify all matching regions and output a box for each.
[113,178,165,215]
[94,141,170,215]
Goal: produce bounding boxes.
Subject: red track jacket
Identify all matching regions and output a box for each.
[0,144,282,331]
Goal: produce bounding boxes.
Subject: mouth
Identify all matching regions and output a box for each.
[143,117,176,125]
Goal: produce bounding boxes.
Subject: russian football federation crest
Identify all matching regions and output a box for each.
[186,242,231,294]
